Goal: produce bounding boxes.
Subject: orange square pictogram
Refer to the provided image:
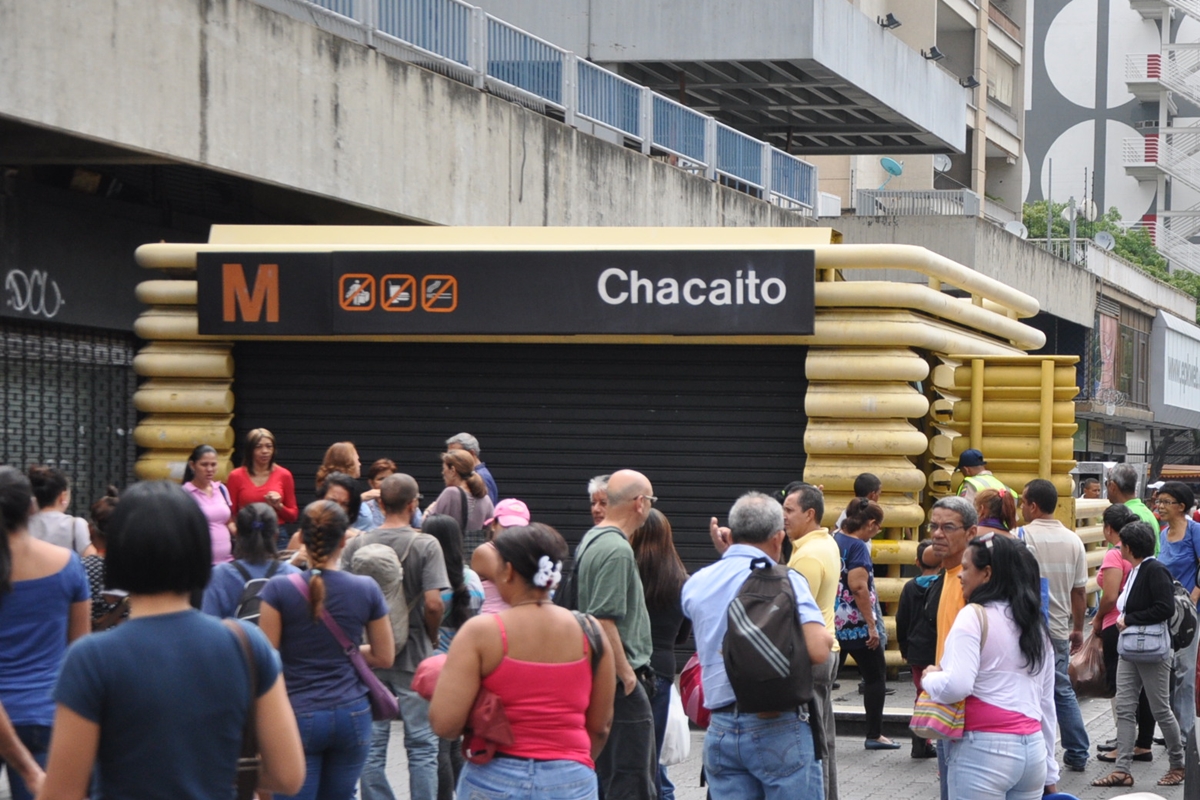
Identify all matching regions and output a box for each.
[421,275,458,312]
[339,274,376,311]
[381,275,417,312]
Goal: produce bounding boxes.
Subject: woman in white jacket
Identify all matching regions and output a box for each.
[922,532,1058,799]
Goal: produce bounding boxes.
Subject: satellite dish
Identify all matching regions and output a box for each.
[1094,231,1116,251]
[1004,221,1030,240]
[1061,203,1078,222]
[933,154,953,173]
[1083,200,1099,222]
[877,157,905,190]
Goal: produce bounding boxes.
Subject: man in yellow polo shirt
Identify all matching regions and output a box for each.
[784,482,841,800]
[956,449,1009,504]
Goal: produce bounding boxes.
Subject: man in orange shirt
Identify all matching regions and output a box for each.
[926,495,977,800]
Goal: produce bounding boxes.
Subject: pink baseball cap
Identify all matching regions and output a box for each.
[485,498,531,528]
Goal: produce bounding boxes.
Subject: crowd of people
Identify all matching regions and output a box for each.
[0,434,1197,799]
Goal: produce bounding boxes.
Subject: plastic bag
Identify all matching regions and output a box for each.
[659,684,691,766]
[1068,627,1109,698]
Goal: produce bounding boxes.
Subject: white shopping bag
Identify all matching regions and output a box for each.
[659,684,691,766]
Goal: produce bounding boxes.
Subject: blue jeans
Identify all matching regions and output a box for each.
[281,698,373,800]
[704,710,822,800]
[1051,638,1089,768]
[0,725,50,800]
[361,671,438,800]
[946,732,1046,800]
[936,740,948,800]
[650,674,676,800]
[457,757,598,799]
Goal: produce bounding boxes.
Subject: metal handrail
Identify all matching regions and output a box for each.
[854,189,981,217]
[265,0,817,212]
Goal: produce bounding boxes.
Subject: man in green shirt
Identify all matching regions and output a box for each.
[577,468,655,800]
[1107,463,1160,553]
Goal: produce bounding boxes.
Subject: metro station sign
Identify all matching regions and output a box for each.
[196,250,815,336]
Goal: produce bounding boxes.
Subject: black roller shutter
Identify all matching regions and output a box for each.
[232,342,807,572]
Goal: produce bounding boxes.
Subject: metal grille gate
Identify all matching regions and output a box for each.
[1,318,138,516]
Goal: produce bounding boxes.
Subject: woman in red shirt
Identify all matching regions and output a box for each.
[430,524,615,799]
[225,429,298,525]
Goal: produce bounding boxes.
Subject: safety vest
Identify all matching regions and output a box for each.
[959,473,1011,496]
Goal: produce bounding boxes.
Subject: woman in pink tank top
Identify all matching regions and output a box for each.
[430,523,616,800]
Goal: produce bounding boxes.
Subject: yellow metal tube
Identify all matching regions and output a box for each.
[952,401,1076,424]
[803,458,927,492]
[970,358,984,448]
[136,280,198,306]
[1039,359,1055,478]
[805,385,930,419]
[805,348,930,382]
[804,421,929,457]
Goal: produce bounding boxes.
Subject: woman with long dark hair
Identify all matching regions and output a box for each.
[259,501,395,800]
[181,444,235,564]
[923,534,1057,798]
[82,487,128,631]
[630,508,689,800]
[421,513,484,800]
[37,481,305,800]
[26,466,94,557]
[835,498,895,749]
[202,502,300,619]
[0,467,90,800]
[427,450,494,534]
[226,428,299,525]
[430,524,615,800]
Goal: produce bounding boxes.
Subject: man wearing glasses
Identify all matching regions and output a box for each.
[1016,479,1090,773]
[576,469,657,800]
[1106,463,1160,555]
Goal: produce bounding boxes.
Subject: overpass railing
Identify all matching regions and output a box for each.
[257,0,819,214]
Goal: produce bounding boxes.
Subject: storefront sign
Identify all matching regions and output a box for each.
[196,250,816,336]
[1150,310,1200,428]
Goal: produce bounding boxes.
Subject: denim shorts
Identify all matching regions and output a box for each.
[457,756,598,800]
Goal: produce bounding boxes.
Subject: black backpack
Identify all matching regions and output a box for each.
[722,557,814,713]
[232,561,280,624]
[553,528,619,610]
[1169,579,1198,651]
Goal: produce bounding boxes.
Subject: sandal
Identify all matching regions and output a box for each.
[1092,772,1134,788]
[1157,768,1185,786]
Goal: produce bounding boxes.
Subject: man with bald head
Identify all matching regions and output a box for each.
[577,468,656,800]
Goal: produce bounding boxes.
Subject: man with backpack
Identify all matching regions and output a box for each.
[683,491,832,798]
[342,474,449,800]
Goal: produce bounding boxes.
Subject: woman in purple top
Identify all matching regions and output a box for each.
[181,445,234,564]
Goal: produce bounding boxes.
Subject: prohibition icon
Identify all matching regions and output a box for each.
[381,275,416,312]
[421,275,458,312]
[339,274,376,311]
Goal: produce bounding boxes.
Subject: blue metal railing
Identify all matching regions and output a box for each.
[577,60,642,138]
[378,0,472,65]
[262,0,817,212]
[652,95,707,164]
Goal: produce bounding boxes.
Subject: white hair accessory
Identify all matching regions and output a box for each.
[533,555,563,589]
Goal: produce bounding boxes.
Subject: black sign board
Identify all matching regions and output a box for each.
[196,250,815,336]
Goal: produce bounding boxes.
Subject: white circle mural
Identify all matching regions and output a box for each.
[1044,0,1099,109]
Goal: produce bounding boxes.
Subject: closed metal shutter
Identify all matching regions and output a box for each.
[232,342,808,570]
[0,319,138,515]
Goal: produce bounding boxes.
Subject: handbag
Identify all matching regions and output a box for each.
[659,684,690,766]
[222,620,260,800]
[287,574,400,720]
[1069,627,1109,698]
[679,653,710,728]
[1118,620,1172,663]
[909,605,988,741]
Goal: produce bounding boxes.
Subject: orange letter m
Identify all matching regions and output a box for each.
[222,263,279,323]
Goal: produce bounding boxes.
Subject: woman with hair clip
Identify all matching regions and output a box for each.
[82,487,129,631]
[430,523,616,800]
[427,450,494,535]
[974,488,1017,538]
[421,513,484,800]
[0,467,90,800]
[182,444,235,564]
[38,481,305,800]
[226,428,299,525]
[630,508,690,800]
[923,534,1058,798]
[835,497,896,749]
[26,465,94,557]
[203,502,300,620]
[259,500,395,800]
[315,442,362,490]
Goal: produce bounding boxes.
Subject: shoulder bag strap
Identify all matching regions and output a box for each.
[572,527,618,581]
[287,573,357,652]
[265,560,280,579]
[221,620,259,800]
[970,603,989,650]
[233,561,253,582]
[571,610,604,672]
[456,487,470,532]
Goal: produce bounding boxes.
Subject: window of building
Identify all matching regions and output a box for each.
[987,49,1016,112]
